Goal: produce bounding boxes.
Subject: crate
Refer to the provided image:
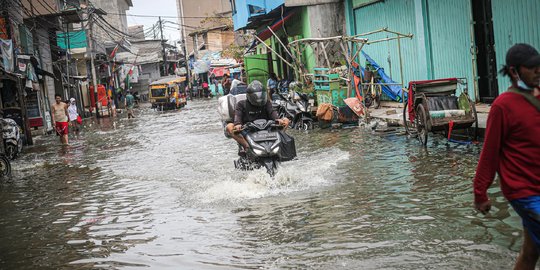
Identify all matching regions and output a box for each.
[316,87,353,107]
[314,81,340,91]
[314,68,340,92]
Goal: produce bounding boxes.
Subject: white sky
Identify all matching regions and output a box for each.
[126,0,181,45]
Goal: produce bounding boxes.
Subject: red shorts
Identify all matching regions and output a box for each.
[55,122,69,136]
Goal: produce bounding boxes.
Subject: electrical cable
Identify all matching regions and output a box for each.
[105,12,228,19]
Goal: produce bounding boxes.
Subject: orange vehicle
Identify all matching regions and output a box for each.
[149,76,187,110]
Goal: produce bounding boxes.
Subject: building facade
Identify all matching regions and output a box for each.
[231,0,344,83]
[344,0,540,102]
[176,0,232,54]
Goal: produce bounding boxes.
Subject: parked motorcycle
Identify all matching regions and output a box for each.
[234,119,296,177]
[0,119,12,178]
[275,90,314,130]
[1,118,23,160]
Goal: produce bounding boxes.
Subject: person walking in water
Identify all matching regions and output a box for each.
[68,98,80,134]
[125,90,135,119]
[51,94,70,145]
[474,43,540,270]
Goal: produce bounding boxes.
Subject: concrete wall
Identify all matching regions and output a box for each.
[134,63,161,95]
[221,31,235,49]
[21,0,60,17]
[205,30,235,51]
[92,0,132,47]
[128,25,145,40]
[307,2,344,68]
[206,32,222,51]
[176,0,231,53]
[308,2,344,38]
[36,28,57,106]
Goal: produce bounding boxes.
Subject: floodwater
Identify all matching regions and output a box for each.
[0,100,522,269]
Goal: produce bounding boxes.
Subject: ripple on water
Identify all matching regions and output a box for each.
[0,101,521,269]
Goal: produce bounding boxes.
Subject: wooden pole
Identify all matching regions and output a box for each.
[320,41,332,68]
[267,26,295,60]
[289,36,345,45]
[253,35,295,69]
[344,39,353,97]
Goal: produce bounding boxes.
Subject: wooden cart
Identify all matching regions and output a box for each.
[403,78,478,145]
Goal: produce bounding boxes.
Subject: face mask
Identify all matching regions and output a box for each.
[517,74,533,91]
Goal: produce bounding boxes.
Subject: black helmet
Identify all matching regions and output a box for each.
[246,80,267,107]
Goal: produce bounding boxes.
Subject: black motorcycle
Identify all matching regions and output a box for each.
[0,118,12,178]
[234,119,296,177]
[1,118,23,160]
[275,91,314,131]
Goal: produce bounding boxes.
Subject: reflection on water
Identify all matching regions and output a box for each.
[0,101,522,269]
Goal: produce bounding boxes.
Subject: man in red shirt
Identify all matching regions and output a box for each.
[474,43,540,270]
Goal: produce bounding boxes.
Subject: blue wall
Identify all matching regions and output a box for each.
[231,0,285,30]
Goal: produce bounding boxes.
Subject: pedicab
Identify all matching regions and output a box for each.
[402,78,478,146]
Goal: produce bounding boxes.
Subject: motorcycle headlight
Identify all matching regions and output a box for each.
[253,148,264,155]
[271,146,280,154]
[297,103,305,111]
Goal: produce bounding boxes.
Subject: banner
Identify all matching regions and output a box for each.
[0,18,8,39]
[0,39,14,72]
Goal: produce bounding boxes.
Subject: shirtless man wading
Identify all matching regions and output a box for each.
[51,94,70,145]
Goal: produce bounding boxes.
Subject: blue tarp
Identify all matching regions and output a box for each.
[361,51,407,102]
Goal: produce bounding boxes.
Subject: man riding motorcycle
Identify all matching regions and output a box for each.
[225,80,290,155]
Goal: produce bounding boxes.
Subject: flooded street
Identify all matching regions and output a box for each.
[0,100,521,269]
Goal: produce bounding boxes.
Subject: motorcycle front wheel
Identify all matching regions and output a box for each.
[5,144,16,160]
[0,155,12,178]
[294,119,313,131]
[262,159,278,177]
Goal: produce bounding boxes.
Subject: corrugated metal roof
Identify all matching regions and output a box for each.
[149,76,186,86]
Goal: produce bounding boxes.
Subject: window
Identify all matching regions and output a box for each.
[151,88,166,97]
[248,4,265,16]
[26,91,41,118]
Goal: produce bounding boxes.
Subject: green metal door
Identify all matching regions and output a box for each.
[243,54,270,85]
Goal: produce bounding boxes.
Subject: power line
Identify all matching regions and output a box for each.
[107,12,229,19]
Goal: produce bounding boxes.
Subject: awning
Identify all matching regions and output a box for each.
[257,11,295,41]
[246,10,296,52]
[210,67,227,77]
[36,68,57,79]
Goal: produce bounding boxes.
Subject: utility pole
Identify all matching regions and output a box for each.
[178,0,190,89]
[65,22,71,99]
[180,35,189,90]
[159,16,166,76]
[193,34,199,61]
[87,8,100,118]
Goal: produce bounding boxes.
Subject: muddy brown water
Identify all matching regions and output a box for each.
[0,100,521,269]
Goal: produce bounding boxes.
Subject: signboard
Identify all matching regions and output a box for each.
[316,88,353,107]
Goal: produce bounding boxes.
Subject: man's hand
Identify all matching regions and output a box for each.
[475,199,492,215]
[233,125,242,133]
[278,118,289,127]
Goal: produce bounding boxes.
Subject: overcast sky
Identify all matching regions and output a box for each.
[126,0,181,44]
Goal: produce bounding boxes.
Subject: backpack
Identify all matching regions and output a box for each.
[316,103,334,121]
